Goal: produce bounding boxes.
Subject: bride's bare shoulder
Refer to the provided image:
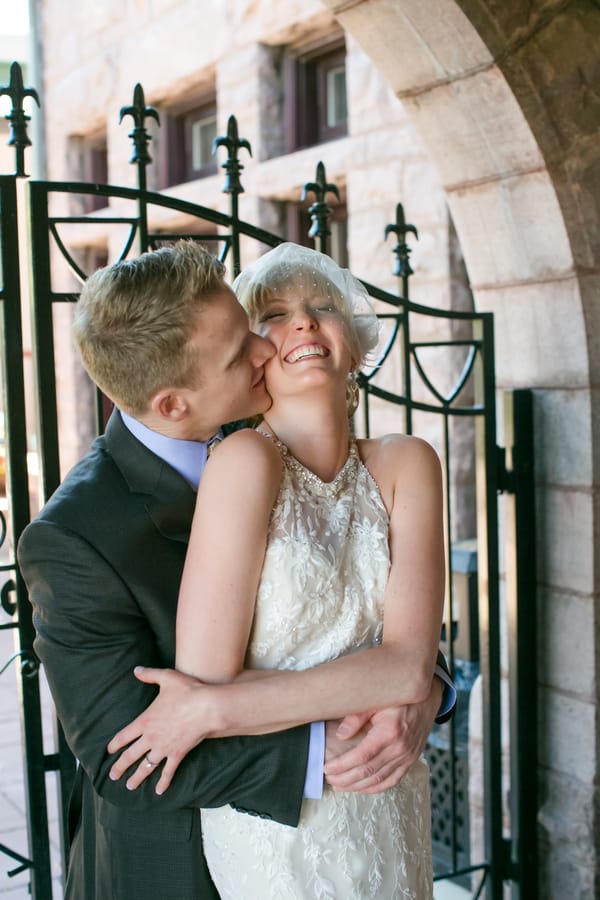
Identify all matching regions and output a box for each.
[357,433,441,481]
[209,427,283,473]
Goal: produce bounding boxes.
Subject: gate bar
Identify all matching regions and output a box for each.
[504,389,537,898]
[475,313,505,899]
[0,175,53,899]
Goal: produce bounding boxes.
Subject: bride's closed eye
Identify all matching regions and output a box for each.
[258,302,340,322]
[259,309,286,322]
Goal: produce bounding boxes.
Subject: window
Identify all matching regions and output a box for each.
[81,135,108,211]
[285,201,348,268]
[163,101,218,187]
[189,113,217,172]
[284,41,348,152]
[325,60,347,130]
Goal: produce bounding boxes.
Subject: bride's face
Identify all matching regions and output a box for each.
[253,287,355,399]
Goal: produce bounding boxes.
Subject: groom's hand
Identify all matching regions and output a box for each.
[323,677,442,793]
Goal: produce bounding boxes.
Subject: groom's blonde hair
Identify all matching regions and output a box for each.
[73,241,226,416]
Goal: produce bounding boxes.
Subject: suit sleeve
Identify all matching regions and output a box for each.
[18,519,309,826]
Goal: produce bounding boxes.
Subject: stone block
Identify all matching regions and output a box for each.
[218,42,271,92]
[537,686,595,783]
[118,18,227,95]
[504,0,600,157]
[447,170,573,288]
[537,587,595,698]
[532,388,593,487]
[401,66,545,188]
[345,38,406,135]
[399,158,450,227]
[578,273,600,384]
[535,486,594,595]
[538,837,596,900]
[473,278,589,389]
[325,0,493,91]
[347,164,405,210]
[252,139,353,200]
[593,386,600,479]
[550,153,600,272]
[538,765,596,898]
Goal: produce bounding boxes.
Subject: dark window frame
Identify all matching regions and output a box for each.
[285,200,348,268]
[81,135,108,211]
[161,99,218,188]
[284,40,348,153]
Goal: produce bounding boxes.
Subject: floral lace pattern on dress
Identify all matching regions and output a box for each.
[201,437,433,899]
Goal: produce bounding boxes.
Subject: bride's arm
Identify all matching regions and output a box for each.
[175,428,283,683]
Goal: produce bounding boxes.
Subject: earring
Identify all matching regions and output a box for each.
[346,371,360,417]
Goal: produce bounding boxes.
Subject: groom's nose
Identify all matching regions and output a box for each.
[251,333,275,365]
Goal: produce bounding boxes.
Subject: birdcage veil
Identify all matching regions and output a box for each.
[232,243,380,366]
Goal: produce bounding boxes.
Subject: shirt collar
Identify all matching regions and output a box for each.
[119,410,222,489]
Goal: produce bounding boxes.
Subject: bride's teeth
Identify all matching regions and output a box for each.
[288,346,326,362]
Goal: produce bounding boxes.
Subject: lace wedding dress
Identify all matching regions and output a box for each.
[201,437,433,899]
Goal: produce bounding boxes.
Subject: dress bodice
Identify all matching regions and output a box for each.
[201,433,433,899]
[246,436,390,672]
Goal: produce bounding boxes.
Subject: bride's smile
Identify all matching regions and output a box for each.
[284,343,328,363]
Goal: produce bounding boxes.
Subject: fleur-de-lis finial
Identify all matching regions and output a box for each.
[213,115,252,195]
[385,203,418,279]
[119,83,160,167]
[0,61,40,176]
[302,162,340,249]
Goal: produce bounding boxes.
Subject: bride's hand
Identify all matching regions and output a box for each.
[107,666,216,794]
[324,682,442,793]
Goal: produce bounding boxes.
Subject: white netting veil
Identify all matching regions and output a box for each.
[232,243,380,366]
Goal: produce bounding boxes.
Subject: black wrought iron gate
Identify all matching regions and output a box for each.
[0,63,537,899]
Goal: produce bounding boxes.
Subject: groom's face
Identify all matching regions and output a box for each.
[181,286,275,440]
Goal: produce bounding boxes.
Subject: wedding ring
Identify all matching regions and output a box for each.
[145,754,157,768]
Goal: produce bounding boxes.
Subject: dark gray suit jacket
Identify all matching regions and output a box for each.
[18,410,310,900]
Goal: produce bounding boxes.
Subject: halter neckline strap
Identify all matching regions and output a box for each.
[256,428,359,495]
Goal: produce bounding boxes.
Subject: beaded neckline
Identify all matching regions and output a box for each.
[257,429,360,498]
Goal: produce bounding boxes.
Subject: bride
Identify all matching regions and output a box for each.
[109,243,445,898]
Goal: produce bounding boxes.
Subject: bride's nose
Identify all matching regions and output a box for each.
[292,306,318,330]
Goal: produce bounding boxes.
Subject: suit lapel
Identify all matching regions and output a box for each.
[103,410,197,543]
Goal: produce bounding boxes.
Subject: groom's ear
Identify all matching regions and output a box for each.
[150,388,188,422]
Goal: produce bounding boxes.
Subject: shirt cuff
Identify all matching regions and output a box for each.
[435,663,457,720]
[303,721,325,799]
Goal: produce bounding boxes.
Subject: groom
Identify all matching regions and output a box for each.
[18,241,453,900]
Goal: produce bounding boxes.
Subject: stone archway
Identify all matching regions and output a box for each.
[320,0,600,895]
